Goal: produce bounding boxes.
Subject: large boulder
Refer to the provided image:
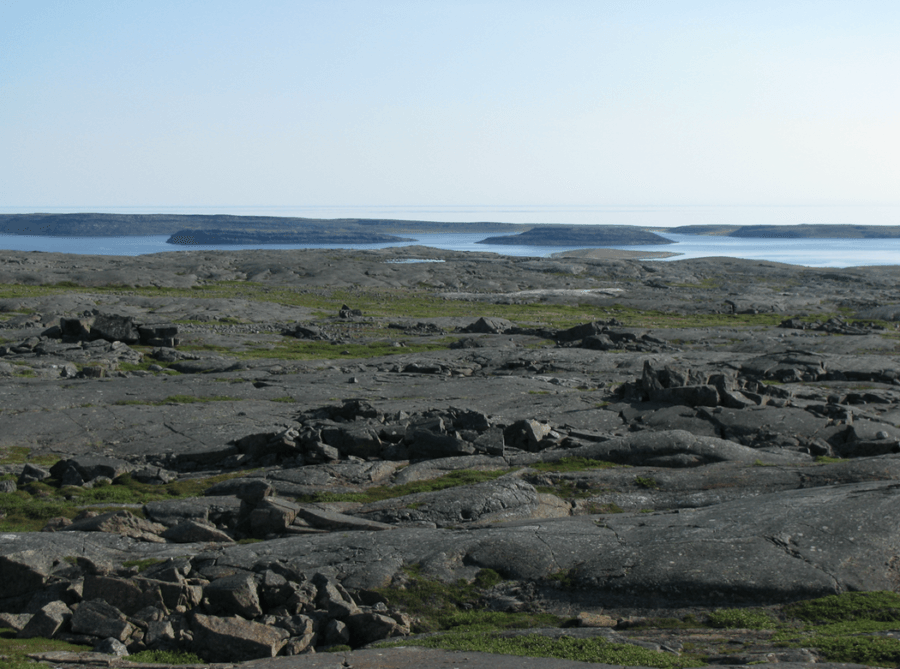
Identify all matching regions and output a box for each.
[71,599,133,642]
[204,573,263,618]
[90,313,140,344]
[191,613,289,662]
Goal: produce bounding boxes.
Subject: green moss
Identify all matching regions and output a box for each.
[380,631,700,668]
[546,568,578,590]
[0,628,91,668]
[270,396,295,403]
[0,280,816,333]
[122,557,164,572]
[812,635,900,666]
[634,476,659,489]
[0,470,249,532]
[534,481,595,500]
[531,457,624,473]
[127,649,205,664]
[785,591,900,623]
[298,469,511,504]
[324,644,353,652]
[0,446,58,466]
[707,608,776,630]
[589,502,624,514]
[815,455,846,464]
[373,565,559,634]
[113,394,240,406]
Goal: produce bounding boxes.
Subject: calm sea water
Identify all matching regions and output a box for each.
[1,205,899,267]
[1,231,899,268]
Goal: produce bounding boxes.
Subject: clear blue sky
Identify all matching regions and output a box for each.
[2,1,898,211]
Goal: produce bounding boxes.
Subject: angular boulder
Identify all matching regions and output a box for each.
[191,613,289,662]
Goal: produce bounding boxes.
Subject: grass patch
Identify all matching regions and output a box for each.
[531,457,624,473]
[785,591,900,623]
[634,476,659,489]
[128,649,205,664]
[380,631,699,668]
[775,592,900,665]
[0,629,91,668]
[707,608,775,629]
[234,337,457,361]
[0,470,249,532]
[374,565,559,634]
[0,446,58,466]
[535,481,596,500]
[297,469,511,504]
[122,557,164,572]
[113,394,240,406]
[0,281,823,332]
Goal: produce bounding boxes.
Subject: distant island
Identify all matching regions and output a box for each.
[669,224,900,238]
[0,213,529,241]
[477,225,674,246]
[167,229,414,245]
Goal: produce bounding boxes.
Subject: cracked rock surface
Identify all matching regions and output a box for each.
[2,247,900,666]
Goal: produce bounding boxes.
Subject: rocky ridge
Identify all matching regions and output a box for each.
[1,247,900,667]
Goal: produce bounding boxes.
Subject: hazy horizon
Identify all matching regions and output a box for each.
[3,2,899,213]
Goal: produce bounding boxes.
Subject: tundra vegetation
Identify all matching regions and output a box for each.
[2,246,900,666]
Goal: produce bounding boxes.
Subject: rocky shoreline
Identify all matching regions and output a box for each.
[2,247,900,668]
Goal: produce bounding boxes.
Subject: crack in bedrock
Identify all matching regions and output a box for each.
[765,534,842,592]
[533,530,561,572]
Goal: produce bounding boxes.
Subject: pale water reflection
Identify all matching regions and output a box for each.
[0,231,898,268]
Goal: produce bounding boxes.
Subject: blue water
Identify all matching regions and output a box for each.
[1,230,899,267]
[2,203,900,267]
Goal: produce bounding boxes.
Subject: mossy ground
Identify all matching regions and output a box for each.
[375,576,900,668]
[0,470,249,532]
[374,564,563,634]
[0,629,90,669]
[0,280,869,332]
[297,469,512,504]
[127,649,204,664]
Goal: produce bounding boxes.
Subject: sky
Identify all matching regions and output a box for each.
[2,1,899,218]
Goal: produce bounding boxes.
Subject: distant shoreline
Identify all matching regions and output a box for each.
[2,214,900,242]
[550,248,682,260]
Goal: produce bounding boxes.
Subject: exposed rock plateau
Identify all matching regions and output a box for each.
[1,246,900,667]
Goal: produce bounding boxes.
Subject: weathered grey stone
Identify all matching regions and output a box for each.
[144,619,177,650]
[204,573,263,618]
[18,601,71,639]
[295,505,395,532]
[91,313,140,344]
[346,611,406,645]
[17,463,50,484]
[93,637,129,656]
[523,430,810,468]
[71,600,133,642]
[354,477,561,527]
[161,520,234,544]
[323,618,350,646]
[462,317,513,334]
[0,550,54,599]
[246,497,302,538]
[82,576,154,617]
[190,613,289,662]
[62,510,167,542]
[321,425,382,459]
[406,428,475,459]
[504,419,553,452]
[67,455,131,481]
